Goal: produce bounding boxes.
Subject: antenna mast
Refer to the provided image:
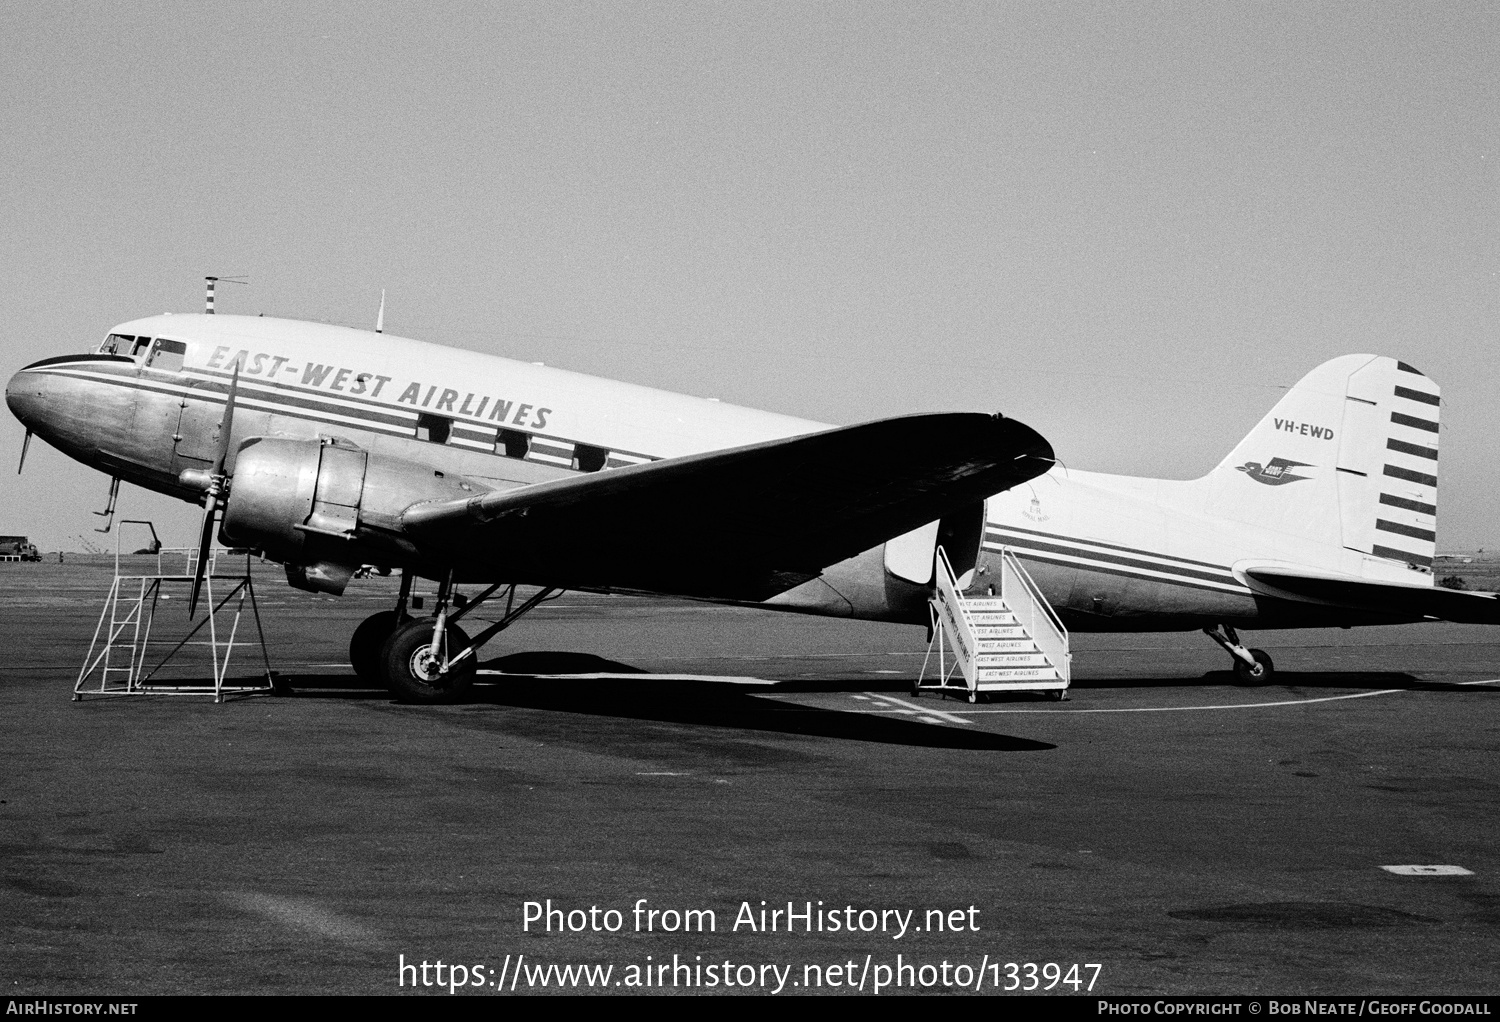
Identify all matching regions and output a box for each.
[203,275,248,314]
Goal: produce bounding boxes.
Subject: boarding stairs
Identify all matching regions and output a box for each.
[916,545,1070,702]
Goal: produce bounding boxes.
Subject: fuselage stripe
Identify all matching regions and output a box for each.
[986,530,1238,586]
[188,370,660,462]
[25,364,663,465]
[985,522,1231,572]
[989,544,1251,596]
[35,365,416,429]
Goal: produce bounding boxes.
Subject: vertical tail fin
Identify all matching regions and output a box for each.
[1200,355,1439,582]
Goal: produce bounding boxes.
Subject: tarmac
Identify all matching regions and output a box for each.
[2,558,1498,995]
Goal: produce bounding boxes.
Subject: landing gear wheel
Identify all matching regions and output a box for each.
[349,611,412,683]
[380,618,475,704]
[1233,648,1274,686]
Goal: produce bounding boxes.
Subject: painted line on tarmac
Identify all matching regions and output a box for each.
[888,678,1500,715]
[863,692,973,725]
[224,892,376,944]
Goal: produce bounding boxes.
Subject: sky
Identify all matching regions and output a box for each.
[2,2,1496,553]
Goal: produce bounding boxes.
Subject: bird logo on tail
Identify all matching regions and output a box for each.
[1236,457,1313,486]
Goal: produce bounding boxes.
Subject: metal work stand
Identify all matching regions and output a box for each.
[73,521,276,702]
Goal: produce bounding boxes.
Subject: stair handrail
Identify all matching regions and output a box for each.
[997,546,1070,684]
[932,546,978,688]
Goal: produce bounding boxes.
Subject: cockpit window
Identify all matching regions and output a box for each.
[98,333,156,360]
[146,338,187,373]
[100,333,132,355]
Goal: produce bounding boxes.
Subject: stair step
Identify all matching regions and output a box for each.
[975,666,1064,682]
[958,597,1008,611]
[970,625,1029,638]
[975,652,1052,667]
[965,610,1019,624]
[974,638,1040,653]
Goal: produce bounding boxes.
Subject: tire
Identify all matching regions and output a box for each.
[349,611,412,683]
[380,618,475,704]
[1233,648,1274,686]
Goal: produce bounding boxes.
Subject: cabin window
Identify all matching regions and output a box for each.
[573,443,608,473]
[130,337,152,358]
[416,413,451,444]
[145,338,186,372]
[496,428,530,459]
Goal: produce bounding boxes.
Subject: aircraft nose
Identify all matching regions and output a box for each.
[5,364,42,429]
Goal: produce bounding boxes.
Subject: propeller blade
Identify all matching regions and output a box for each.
[190,364,240,618]
[212,363,240,475]
[187,489,218,618]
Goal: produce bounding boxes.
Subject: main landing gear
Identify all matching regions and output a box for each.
[349,572,414,683]
[349,570,559,704]
[350,610,412,681]
[1203,624,1274,685]
[383,617,474,703]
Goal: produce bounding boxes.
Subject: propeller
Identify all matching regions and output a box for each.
[189,363,240,617]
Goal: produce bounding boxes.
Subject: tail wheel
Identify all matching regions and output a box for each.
[349,611,412,683]
[380,618,475,704]
[1233,648,1274,686]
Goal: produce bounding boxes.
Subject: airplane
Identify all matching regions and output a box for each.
[8,312,1498,703]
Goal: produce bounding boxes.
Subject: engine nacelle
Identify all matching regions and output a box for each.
[220,437,480,593]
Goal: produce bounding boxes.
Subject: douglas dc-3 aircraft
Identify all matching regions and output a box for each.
[8,312,1498,702]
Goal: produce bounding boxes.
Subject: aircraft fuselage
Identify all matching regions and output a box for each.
[7,314,1431,633]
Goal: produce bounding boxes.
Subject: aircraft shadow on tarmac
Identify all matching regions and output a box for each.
[276,652,1054,752]
[263,654,1493,752]
[483,655,1489,696]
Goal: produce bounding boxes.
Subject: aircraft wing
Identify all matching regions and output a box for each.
[401,412,1053,601]
[1242,565,1500,625]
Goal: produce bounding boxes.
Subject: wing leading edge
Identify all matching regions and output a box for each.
[402,412,1054,601]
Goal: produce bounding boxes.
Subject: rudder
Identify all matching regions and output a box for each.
[1336,358,1439,581]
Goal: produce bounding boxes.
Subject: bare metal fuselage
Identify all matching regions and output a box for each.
[6,316,1427,633]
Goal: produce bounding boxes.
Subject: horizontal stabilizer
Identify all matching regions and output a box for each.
[1243,566,1500,625]
[402,413,1054,601]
